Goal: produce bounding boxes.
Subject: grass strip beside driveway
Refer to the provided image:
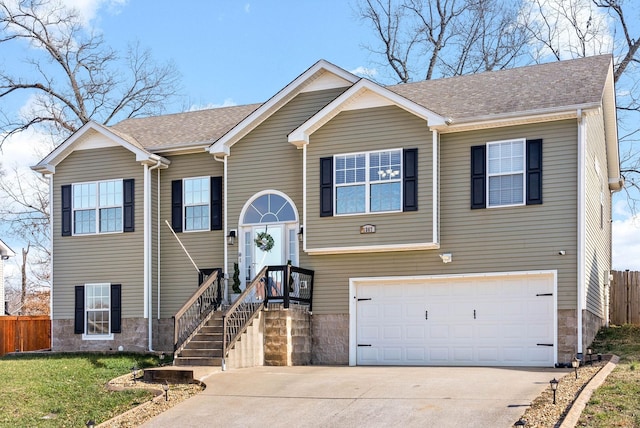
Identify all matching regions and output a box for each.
[578,324,640,427]
[0,353,160,427]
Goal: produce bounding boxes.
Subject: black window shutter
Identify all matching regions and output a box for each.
[403,148,418,211]
[62,185,72,236]
[526,139,543,205]
[171,180,183,233]
[123,179,135,232]
[111,284,122,334]
[210,176,222,230]
[470,145,486,209]
[74,286,84,334]
[320,157,333,217]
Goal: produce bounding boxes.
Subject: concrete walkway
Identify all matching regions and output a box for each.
[141,365,568,428]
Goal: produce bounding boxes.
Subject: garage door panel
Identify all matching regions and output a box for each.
[406,347,426,361]
[477,347,500,362]
[383,326,403,340]
[453,347,474,362]
[356,274,555,367]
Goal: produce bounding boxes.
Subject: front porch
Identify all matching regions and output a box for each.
[172,265,314,369]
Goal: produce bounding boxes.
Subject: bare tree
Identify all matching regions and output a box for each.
[0,0,182,299]
[356,0,529,82]
[0,0,181,147]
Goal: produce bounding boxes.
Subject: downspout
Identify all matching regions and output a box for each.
[577,109,586,356]
[48,174,54,320]
[302,144,307,252]
[214,155,228,301]
[432,130,439,245]
[156,168,161,321]
[147,159,163,352]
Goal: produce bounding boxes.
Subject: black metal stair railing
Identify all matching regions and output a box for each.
[264,264,314,310]
[173,268,223,356]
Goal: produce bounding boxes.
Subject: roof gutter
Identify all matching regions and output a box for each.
[430,103,602,133]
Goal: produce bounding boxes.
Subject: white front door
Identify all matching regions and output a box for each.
[251,225,285,279]
[239,191,299,288]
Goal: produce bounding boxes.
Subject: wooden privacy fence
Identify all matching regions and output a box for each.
[610,270,640,325]
[0,315,51,356]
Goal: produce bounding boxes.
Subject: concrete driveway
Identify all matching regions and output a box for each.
[141,365,567,428]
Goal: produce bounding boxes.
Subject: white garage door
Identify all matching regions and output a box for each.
[354,273,555,367]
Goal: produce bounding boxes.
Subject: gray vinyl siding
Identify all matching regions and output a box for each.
[158,153,224,318]
[584,112,611,318]
[306,106,433,248]
[52,146,144,320]
[226,89,346,277]
[302,120,579,315]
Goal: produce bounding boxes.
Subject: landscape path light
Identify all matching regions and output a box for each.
[131,365,138,384]
[571,357,580,379]
[163,380,169,401]
[587,347,593,365]
[514,418,527,427]
[550,378,559,405]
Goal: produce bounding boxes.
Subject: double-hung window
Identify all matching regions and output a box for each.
[73,179,123,234]
[487,139,525,207]
[335,149,402,215]
[183,177,210,231]
[75,283,121,339]
[471,138,542,210]
[85,283,110,336]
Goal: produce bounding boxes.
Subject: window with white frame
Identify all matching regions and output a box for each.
[335,149,402,215]
[85,283,110,336]
[487,139,525,207]
[73,179,123,234]
[184,177,210,231]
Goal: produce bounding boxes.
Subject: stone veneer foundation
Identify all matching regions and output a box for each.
[52,318,148,352]
[311,313,349,365]
[264,305,311,366]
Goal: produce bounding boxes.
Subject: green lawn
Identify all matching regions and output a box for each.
[0,353,161,427]
[578,324,640,427]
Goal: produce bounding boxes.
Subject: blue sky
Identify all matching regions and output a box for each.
[1,0,639,274]
[98,1,379,110]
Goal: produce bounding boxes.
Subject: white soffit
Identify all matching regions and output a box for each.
[74,131,120,150]
[301,71,354,93]
[31,121,161,174]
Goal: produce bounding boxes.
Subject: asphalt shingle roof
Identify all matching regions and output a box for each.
[109,55,611,151]
[387,54,611,120]
[110,103,262,150]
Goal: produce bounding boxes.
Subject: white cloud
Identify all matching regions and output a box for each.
[61,0,128,27]
[244,3,250,13]
[612,214,640,270]
[350,66,378,79]
[188,98,237,111]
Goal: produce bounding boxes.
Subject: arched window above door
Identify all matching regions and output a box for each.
[242,193,296,224]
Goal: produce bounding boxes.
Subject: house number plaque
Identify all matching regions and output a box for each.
[360,224,376,234]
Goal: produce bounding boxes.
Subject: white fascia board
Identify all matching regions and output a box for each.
[432,104,601,134]
[306,242,440,255]
[602,66,623,190]
[0,239,16,257]
[31,121,159,173]
[289,79,446,147]
[209,60,359,154]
